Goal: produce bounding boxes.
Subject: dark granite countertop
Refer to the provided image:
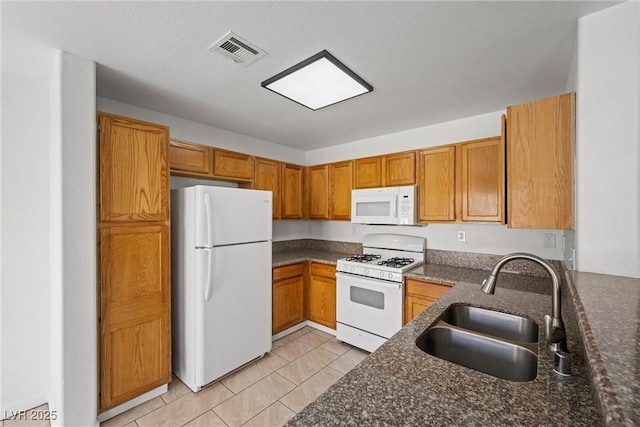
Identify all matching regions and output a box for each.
[272,241,638,425]
[288,281,600,426]
[566,271,640,426]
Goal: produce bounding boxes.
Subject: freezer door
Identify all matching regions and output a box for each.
[194,186,272,247]
[194,241,272,388]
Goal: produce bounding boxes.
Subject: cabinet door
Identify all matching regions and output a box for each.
[99,114,169,222]
[308,274,336,329]
[460,137,504,222]
[169,139,213,177]
[404,295,432,325]
[353,156,382,189]
[100,224,171,410]
[384,151,416,186]
[418,146,456,222]
[308,165,329,219]
[282,164,304,219]
[212,149,253,181]
[404,279,452,324]
[507,93,575,229]
[273,276,304,334]
[253,158,281,219]
[329,161,353,220]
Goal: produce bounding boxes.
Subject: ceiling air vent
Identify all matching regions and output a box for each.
[208,31,266,67]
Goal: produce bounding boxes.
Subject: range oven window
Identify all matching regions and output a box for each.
[349,285,385,310]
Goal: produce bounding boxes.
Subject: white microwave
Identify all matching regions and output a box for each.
[351,185,417,225]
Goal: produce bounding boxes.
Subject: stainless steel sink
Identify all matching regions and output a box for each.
[416,325,538,382]
[439,304,538,343]
[416,304,539,382]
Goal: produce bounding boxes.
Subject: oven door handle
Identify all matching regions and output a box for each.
[336,272,402,290]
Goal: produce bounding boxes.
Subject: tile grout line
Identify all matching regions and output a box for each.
[274,334,333,363]
[272,371,298,389]
[277,398,298,416]
[179,409,229,427]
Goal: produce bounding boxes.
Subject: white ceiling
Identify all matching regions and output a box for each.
[2,1,619,150]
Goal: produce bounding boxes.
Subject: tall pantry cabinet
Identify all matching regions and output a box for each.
[97,112,172,411]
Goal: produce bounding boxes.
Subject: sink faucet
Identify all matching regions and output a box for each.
[481,252,571,376]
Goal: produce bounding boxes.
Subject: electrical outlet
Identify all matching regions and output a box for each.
[543,233,556,249]
[457,230,466,242]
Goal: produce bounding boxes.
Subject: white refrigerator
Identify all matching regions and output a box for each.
[171,185,272,392]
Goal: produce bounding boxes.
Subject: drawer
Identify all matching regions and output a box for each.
[273,263,305,281]
[405,279,452,300]
[309,262,336,278]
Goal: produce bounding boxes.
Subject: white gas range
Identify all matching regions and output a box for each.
[336,234,426,352]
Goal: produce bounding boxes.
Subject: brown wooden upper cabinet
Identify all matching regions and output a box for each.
[281,163,305,219]
[242,158,304,220]
[353,156,382,188]
[169,139,253,182]
[100,115,170,222]
[168,139,213,178]
[250,157,282,218]
[354,151,416,189]
[418,146,456,222]
[97,112,171,411]
[212,148,253,181]
[308,161,353,221]
[329,161,353,220]
[308,164,330,219]
[507,93,575,229]
[384,151,417,187]
[460,137,504,222]
[418,136,504,223]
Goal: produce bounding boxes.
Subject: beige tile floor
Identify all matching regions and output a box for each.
[110,326,367,427]
[2,327,367,427]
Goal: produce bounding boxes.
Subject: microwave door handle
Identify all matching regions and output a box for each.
[391,196,398,218]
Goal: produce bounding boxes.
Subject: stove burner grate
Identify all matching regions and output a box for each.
[345,254,382,263]
[377,257,415,268]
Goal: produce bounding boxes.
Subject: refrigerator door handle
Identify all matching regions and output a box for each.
[204,193,213,247]
[204,248,214,302]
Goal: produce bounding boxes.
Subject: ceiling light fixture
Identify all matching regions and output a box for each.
[261,50,373,111]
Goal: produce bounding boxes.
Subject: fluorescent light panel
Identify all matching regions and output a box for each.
[262,50,373,111]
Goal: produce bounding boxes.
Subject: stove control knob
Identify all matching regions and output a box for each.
[380,271,384,278]
[350,266,355,273]
[364,268,369,275]
[388,272,394,280]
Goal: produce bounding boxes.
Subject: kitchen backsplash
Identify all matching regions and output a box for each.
[273,239,361,254]
[275,239,561,277]
[426,249,562,277]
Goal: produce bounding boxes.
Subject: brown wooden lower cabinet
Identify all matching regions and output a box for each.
[404,279,452,325]
[307,263,337,329]
[272,263,305,334]
[99,223,171,410]
[272,262,337,334]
